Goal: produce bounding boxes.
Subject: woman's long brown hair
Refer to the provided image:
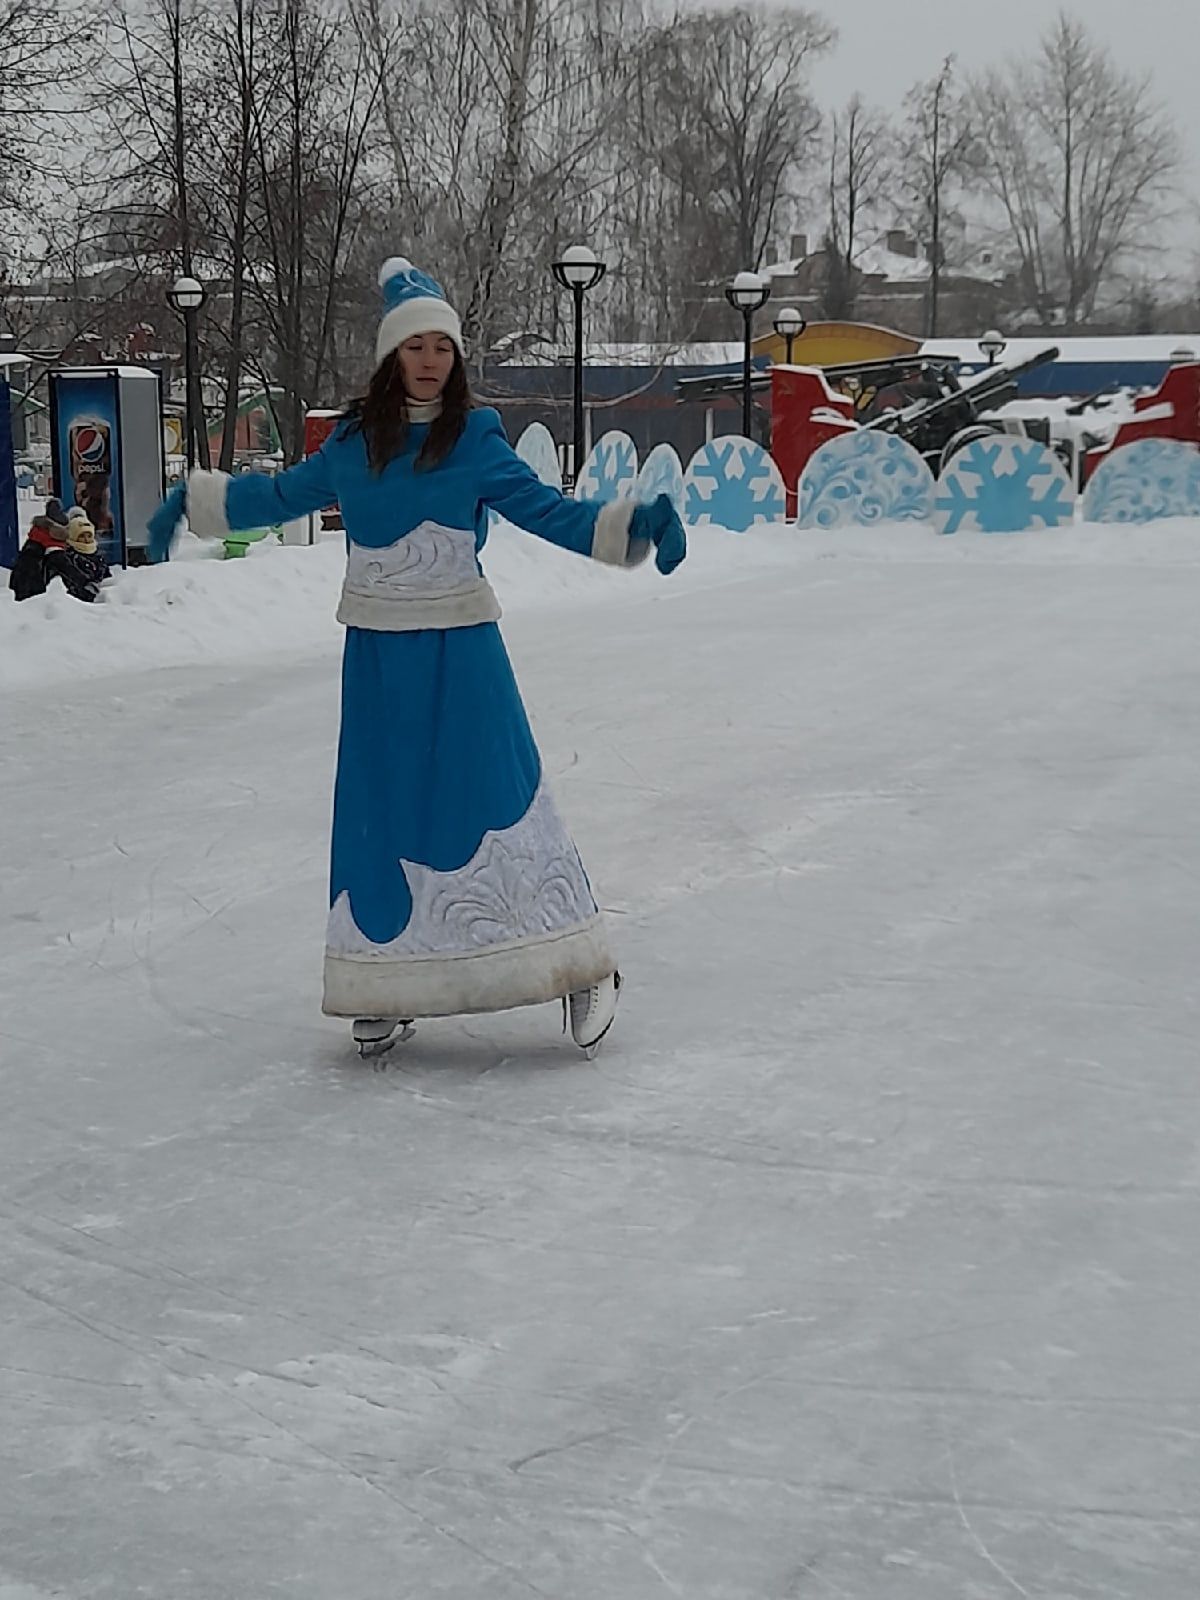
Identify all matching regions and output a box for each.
[343,348,474,474]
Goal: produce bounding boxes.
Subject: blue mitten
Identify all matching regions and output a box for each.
[147,482,188,563]
[630,494,687,575]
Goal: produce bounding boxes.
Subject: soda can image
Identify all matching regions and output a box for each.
[69,417,112,484]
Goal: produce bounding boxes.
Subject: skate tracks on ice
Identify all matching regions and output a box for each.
[3,531,1200,1598]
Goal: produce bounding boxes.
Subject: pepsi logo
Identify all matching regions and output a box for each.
[74,426,107,464]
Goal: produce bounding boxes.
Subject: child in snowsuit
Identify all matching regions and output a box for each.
[8,499,71,601]
[148,255,687,1059]
[45,509,112,603]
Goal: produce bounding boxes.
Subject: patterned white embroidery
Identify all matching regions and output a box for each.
[326,781,598,958]
[343,521,481,600]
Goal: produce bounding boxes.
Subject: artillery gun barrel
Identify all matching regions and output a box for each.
[961,346,1060,406]
[863,347,1060,438]
[674,352,959,403]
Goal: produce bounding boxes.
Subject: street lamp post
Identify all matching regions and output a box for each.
[978,328,1007,367]
[551,244,607,487]
[725,271,770,438]
[167,274,207,469]
[773,306,807,365]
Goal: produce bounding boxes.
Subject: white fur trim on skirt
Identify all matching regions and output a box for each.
[321,916,616,1018]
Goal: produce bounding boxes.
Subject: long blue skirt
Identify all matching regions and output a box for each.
[322,624,615,1019]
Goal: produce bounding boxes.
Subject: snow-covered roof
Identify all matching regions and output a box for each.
[854,244,930,283]
[55,364,161,380]
[585,342,746,367]
[763,230,1008,287]
[492,341,749,368]
[922,335,1200,365]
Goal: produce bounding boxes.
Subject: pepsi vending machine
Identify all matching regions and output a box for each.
[48,366,165,567]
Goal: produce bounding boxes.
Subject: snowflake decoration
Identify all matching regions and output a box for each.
[632,442,685,519]
[934,437,1075,534]
[515,421,563,489]
[683,437,786,531]
[799,431,936,529]
[1081,439,1200,524]
[575,431,638,503]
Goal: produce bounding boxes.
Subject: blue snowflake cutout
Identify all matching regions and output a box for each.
[683,437,787,531]
[934,437,1075,534]
[575,431,638,502]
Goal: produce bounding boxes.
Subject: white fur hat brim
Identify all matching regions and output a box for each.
[376,298,464,367]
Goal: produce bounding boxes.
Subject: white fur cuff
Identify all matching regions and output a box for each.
[591,499,650,568]
[186,469,232,539]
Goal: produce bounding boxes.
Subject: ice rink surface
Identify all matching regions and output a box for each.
[3,528,1199,1597]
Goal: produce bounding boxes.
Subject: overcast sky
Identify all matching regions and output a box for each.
[779,0,1199,264]
[811,0,1197,187]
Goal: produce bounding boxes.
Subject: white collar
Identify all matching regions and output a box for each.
[406,398,442,423]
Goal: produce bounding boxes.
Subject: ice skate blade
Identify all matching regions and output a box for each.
[357,1036,397,1061]
[579,1017,616,1061]
[355,1022,415,1061]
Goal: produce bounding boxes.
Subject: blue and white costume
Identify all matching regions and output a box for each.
[184,264,649,1021]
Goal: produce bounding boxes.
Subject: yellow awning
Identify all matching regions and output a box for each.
[754,321,921,368]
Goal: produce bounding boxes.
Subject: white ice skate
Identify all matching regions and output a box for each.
[352,1016,415,1061]
[566,972,621,1059]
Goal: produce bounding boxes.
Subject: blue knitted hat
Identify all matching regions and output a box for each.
[375,256,464,366]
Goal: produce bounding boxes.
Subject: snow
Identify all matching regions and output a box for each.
[853,241,932,283]
[9,517,1200,693]
[924,334,1200,366]
[3,519,1200,1596]
[583,341,747,368]
[59,363,160,382]
[489,339,749,368]
[0,522,793,691]
[759,243,931,285]
[989,394,1139,425]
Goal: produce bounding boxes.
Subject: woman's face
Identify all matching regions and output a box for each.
[397,334,456,402]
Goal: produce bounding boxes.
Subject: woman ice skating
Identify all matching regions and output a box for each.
[147,256,686,1058]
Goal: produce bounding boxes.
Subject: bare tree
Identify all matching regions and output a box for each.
[896,57,975,338]
[355,0,632,365]
[822,95,890,320]
[199,0,261,470]
[98,0,213,463]
[237,0,388,455]
[973,13,1180,326]
[0,0,61,252]
[636,4,830,276]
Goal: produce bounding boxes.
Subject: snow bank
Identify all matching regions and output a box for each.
[4,516,1199,692]
[0,520,793,692]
